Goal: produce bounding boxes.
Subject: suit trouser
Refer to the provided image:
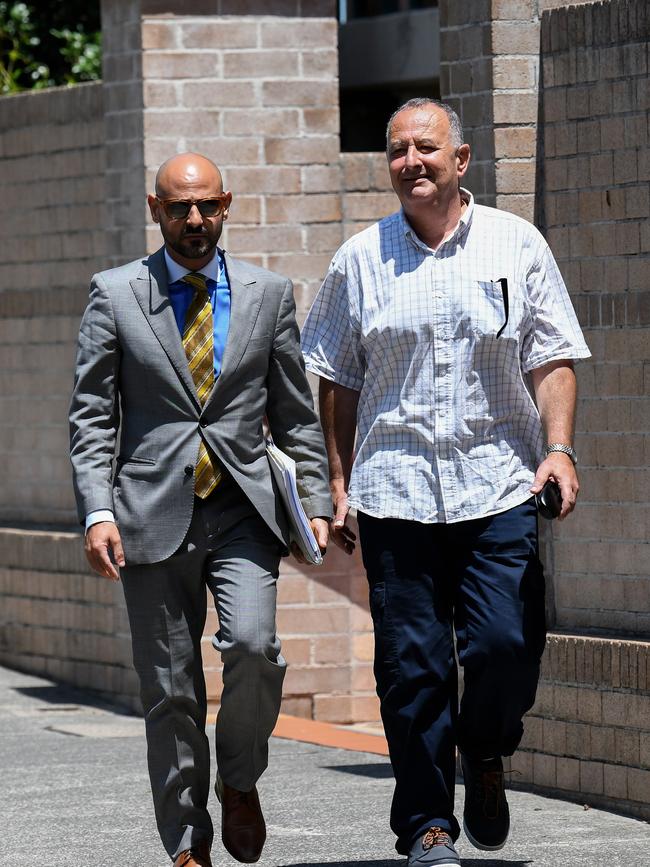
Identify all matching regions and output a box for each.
[121,478,286,860]
[357,498,547,855]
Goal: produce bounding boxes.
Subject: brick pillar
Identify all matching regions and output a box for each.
[138,0,341,321]
[439,0,540,220]
[101,0,147,266]
[439,1,495,205]
[491,0,540,220]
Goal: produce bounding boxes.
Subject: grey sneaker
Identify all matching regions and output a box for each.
[407,827,460,866]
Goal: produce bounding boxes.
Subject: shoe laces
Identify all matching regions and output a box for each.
[224,785,257,814]
[177,847,210,867]
[475,768,506,820]
[422,827,452,850]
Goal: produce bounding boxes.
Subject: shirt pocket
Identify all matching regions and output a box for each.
[473,279,510,337]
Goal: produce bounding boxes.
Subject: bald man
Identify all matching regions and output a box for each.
[70,154,331,867]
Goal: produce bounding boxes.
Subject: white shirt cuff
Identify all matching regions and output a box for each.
[85,510,116,532]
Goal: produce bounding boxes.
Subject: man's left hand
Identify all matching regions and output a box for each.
[530,453,579,520]
[290,517,329,564]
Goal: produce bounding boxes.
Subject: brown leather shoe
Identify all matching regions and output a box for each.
[215,774,266,863]
[173,839,212,867]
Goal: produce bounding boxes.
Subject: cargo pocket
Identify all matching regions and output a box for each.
[368,580,401,694]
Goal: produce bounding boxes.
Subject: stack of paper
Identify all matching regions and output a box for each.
[266,438,323,566]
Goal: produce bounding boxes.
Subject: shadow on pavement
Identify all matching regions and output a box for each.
[277,861,403,867]
[279,862,533,867]
[461,861,533,866]
[13,682,137,716]
[321,762,394,779]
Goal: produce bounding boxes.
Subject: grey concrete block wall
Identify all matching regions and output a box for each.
[0,82,107,526]
[537,0,650,637]
[101,0,148,267]
[439,1,496,207]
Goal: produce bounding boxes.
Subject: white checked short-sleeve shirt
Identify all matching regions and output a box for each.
[301,190,591,524]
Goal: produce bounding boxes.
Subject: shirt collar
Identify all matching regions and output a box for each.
[164,247,222,286]
[401,187,474,251]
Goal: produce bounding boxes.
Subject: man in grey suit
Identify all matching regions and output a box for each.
[69,153,331,867]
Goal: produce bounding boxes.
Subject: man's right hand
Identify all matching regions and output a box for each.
[85,522,125,581]
[330,483,356,555]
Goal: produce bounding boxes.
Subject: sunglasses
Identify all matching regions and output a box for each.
[157,195,229,220]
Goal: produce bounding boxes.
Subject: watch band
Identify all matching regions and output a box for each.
[545,443,577,465]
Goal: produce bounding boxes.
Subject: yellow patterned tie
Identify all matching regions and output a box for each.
[182,272,221,498]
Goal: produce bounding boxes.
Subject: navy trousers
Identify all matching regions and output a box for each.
[357,498,546,854]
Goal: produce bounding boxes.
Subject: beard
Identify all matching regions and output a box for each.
[170,231,216,260]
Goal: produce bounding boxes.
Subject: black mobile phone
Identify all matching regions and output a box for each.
[535,480,562,520]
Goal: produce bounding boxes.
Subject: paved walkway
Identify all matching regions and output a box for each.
[2,664,649,867]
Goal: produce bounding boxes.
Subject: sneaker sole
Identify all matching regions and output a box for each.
[462,818,508,852]
[409,860,460,867]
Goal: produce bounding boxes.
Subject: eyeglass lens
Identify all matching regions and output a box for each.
[166,199,225,219]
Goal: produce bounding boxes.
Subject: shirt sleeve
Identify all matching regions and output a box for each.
[521,241,591,373]
[85,510,116,531]
[300,248,366,392]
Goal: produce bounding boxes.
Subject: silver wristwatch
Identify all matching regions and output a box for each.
[545,443,577,465]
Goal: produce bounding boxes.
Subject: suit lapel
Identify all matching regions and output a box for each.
[205,252,265,409]
[129,247,200,408]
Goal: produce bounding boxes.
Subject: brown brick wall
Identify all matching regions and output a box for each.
[0,527,139,706]
[0,525,379,723]
[139,11,341,320]
[491,0,540,220]
[341,152,396,240]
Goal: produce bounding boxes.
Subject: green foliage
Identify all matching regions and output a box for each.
[0,1,101,94]
[51,27,101,84]
[0,1,50,92]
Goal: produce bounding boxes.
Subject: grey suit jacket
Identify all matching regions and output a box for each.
[69,246,332,565]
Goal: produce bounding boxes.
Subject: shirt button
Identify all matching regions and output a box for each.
[184,465,194,477]
[199,419,208,428]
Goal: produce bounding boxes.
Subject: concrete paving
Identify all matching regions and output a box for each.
[1,664,649,867]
